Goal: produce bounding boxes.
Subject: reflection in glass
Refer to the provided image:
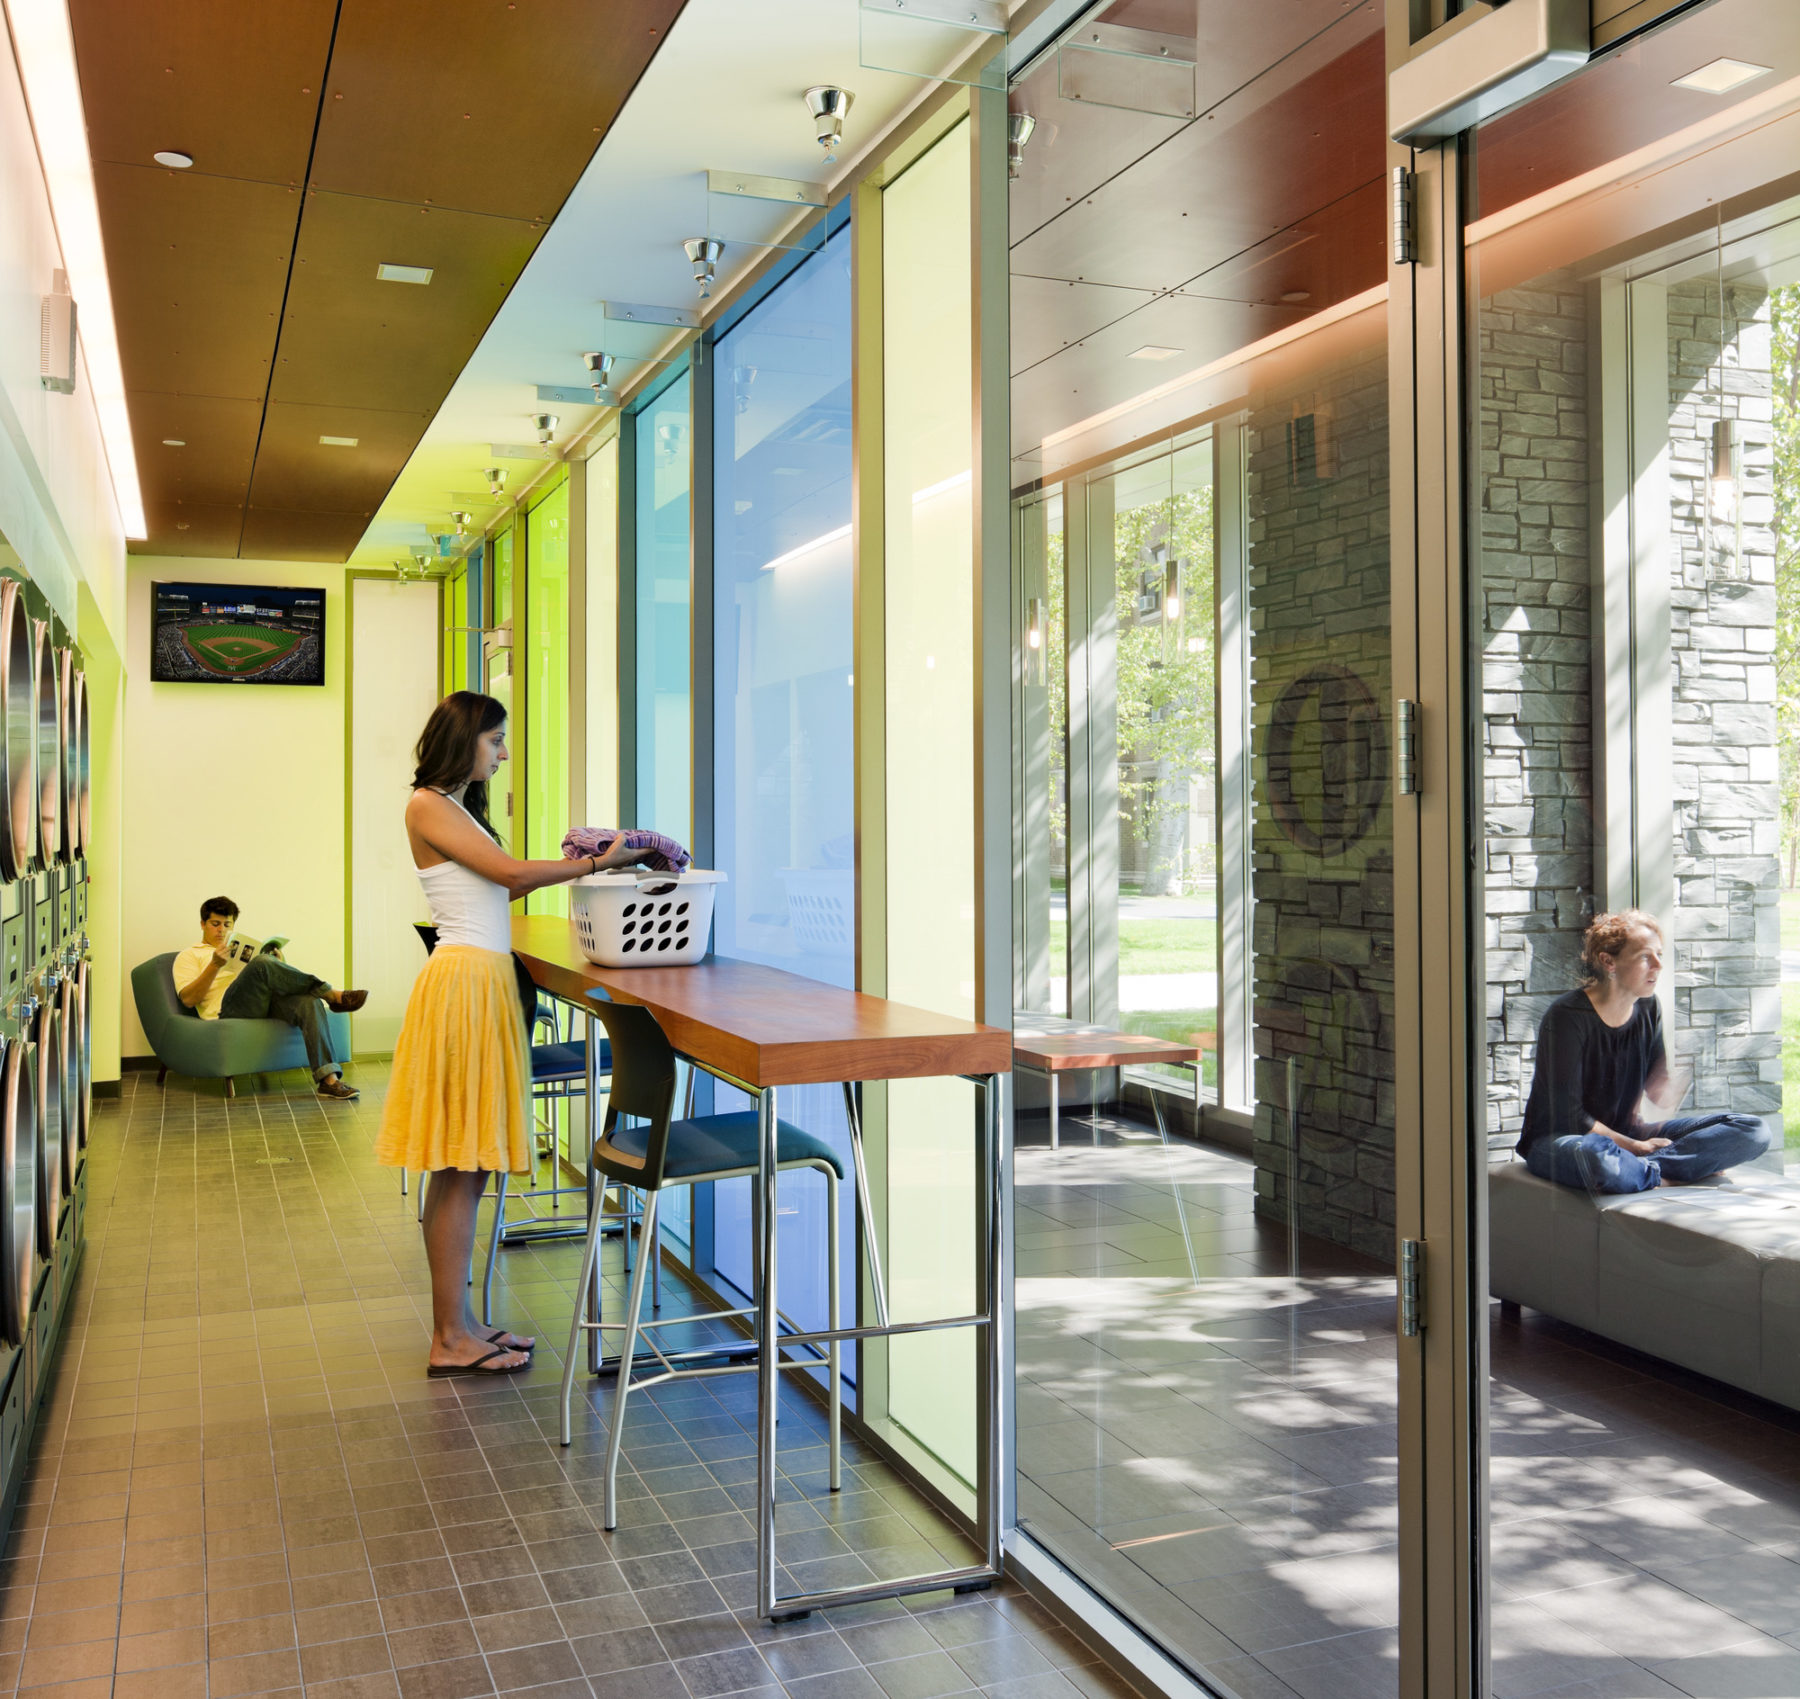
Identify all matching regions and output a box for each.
[708,225,856,1365]
[1008,3,1398,1692]
[1474,9,1800,1693]
[1016,487,1067,1018]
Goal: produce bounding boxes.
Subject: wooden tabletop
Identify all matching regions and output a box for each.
[513,915,1011,1089]
[1013,1030,1200,1071]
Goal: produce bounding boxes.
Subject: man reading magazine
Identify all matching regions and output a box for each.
[173,895,368,1100]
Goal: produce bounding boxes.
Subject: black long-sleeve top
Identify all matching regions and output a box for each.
[1518,989,1663,1157]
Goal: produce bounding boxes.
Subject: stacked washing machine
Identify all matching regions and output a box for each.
[0,575,89,1529]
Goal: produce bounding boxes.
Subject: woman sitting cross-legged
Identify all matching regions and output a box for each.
[1517,908,1772,1195]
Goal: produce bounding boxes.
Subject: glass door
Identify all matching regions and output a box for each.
[1462,8,1800,1694]
[1007,5,1405,1692]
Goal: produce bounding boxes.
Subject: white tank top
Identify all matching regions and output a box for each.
[415,792,513,953]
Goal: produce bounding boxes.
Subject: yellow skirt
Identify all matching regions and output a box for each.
[375,945,532,1175]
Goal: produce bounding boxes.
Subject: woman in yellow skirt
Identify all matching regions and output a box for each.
[378,691,650,1377]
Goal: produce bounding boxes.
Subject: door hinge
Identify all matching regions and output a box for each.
[1391,165,1417,265]
[1396,697,1420,795]
[1399,1237,1425,1337]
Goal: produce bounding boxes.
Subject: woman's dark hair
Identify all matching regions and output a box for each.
[200,896,239,924]
[413,691,505,842]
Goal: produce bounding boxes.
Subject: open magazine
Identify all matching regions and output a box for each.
[224,932,289,965]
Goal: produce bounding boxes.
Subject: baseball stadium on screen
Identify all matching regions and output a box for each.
[150,582,327,686]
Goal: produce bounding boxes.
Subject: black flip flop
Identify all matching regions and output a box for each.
[485,1329,535,1352]
[427,1345,530,1378]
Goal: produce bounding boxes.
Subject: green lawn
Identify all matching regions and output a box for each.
[1119,1006,1219,1090]
[1046,916,1217,975]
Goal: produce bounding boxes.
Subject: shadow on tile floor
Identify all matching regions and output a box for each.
[1011,1110,1800,1699]
[0,1069,1140,1699]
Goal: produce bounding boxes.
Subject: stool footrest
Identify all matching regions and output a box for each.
[770,1566,1001,1621]
[779,1312,987,1348]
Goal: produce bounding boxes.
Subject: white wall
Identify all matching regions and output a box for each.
[121,557,347,1058]
[0,14,131,1076]
[349,578,440,1052]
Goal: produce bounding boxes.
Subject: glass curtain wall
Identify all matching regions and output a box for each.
[1007,6,1399,1694]
[1468,8,1800,1693]
[1016,487,1067,1019]
[527,478,570,914]
[488,522,517,851]
[443,565,468,694]
[635,371,693,844]
[708,225,857,1349]
[880,119,980,1490]
[586,434,620,827]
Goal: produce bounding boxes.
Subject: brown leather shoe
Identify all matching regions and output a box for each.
[326,989,369,1012]
[317,1076,359,1100]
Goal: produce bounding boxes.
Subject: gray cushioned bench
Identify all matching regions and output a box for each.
[1490,1159,1800,1410]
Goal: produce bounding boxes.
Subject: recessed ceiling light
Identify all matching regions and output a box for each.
[161,437,185,446]
[152,149,193,168]
[1128,344,1183,361]
[318,434,359,447]
[1672,58,1772,95]
[772,466,803,476]
[1279,290,1312,304]
[376,262,433,285]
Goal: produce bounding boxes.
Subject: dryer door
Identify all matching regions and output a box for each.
[0,584,33,883]
[57,977,78,1195]
[0,1036,35,1344]
[34,1003,61,1256]
[71,961,91,1154]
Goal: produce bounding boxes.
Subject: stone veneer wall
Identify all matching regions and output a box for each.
[1482,277,1779,1153]
[1666,279,1780,1127]
[1248,346,1395,1259]
[1480,276,1596,1150]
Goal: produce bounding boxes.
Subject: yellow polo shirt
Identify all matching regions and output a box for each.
[172,944,243,1020]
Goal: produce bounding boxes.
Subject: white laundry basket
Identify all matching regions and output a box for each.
[571,870,726,968]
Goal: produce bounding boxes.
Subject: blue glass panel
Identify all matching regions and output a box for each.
[710,228,855,1382]
[635,372,692,845]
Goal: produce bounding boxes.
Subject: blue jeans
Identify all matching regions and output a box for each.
[1524,1114,1773,1194]
[220,955,341,1080]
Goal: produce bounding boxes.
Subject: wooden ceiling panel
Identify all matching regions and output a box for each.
[76,0,686,557]
[270,194,540,414]
[129,396,262,506]
[310,0,686,222]
[239,507,375,563]
[247,403,432,514]
[96,166,295,399]
[142,501,247,558]
[70,0,335,181]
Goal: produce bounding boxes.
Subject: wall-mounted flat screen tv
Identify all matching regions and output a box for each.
[150,582,326,686]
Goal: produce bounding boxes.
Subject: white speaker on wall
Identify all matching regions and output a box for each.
[39,270,74,395]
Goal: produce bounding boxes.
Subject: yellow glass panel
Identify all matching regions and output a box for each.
[882,119,977,1488]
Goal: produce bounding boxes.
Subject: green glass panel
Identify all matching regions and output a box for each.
[527,480,570,915]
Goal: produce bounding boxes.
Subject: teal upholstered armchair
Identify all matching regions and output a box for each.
[130,952,351,1097]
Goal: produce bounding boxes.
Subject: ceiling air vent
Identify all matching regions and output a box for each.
[40,270,75,395]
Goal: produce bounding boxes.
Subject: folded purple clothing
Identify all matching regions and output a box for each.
[562,826,693,875]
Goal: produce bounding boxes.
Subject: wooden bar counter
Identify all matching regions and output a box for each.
[511,912,1010,1624]
[512,914,1011,1087]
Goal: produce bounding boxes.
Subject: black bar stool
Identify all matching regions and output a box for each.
[558,999,844,1531]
